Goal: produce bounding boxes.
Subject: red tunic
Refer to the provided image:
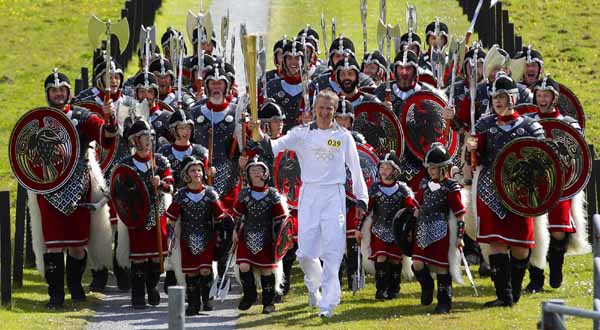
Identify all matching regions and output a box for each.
[165,187,227,273]
[411,186,466,268]
[233,186,287,269]
[127,153,174,260]
[548,199,575,233]
[40,106,115,249]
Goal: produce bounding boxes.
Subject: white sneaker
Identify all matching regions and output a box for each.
[308,290,321,307]
[318,308,333,318]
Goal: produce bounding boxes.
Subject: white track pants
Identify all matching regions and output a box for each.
[296,183,346,310]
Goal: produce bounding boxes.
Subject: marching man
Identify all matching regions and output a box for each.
[251,90,368,318]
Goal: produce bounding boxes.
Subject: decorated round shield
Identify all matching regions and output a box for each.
[110,163,151,229]
[353,101,404,158]
[9,107,80,193]
[273,150,302,209]
[539,119,591,200]
[514,103,539,116]
[157,100,175,112]
[418,72,437,87]
[74,101,119,173]
[400,91,458,160]
[557,83,585,130]
[345,143,379,201]
[273,217,294,261]
[492,137,563,217]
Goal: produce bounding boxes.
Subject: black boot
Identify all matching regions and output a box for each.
[89,267,108,292]
[510,254,529,303]
[44,252,65,309]
[200,273,214,311]
[113,254,131,291]
[185,275,201,316]
[164,270,178,295]
[238,270,257,310]
[346,238,359,291]
[386,262,402,299]
[131,262,147,309]
[484,254,513,308]
[282,244,297,296]
[548,236,567,289]
[145,261,161,306]
[478,261,491,277]
[434,274,452,314]
[66,251,87,301]
[525,266,545,293]
[261,274,276,314]
[412,265,434,306]
[374,261,388,300]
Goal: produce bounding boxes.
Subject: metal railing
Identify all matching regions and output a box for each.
[539,214,600,330]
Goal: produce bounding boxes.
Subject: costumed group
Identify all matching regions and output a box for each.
[9,1,591,320]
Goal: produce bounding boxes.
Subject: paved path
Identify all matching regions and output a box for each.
[86,1,270,329]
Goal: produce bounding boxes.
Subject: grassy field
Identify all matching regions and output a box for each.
[0,1,126,329]
[237,254,593,330]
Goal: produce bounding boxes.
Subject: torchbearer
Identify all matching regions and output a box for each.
[12,69,116,309]
[250,90,368,318]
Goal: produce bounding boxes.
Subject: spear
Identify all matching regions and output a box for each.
[360,0,368,55]
[320,13,328,60]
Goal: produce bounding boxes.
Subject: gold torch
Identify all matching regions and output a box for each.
[241,34,260,141]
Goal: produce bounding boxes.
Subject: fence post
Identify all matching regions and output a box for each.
[75,79,83,96]
[541,300,565,330]
[25,206,35,268]
[81,67,89,90]
[594,215,600,330]
[168,286,185,330]
[0,191,11,307]
[13,186,26,288]
[515,36,523,54]
[495,2,502,46]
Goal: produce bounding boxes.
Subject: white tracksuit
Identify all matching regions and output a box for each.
[268,122,368,311]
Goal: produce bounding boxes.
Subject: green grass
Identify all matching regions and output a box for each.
[237,254,593,330]
[0,1,121,328]
[0,269,103,330]
[502,0,600,148]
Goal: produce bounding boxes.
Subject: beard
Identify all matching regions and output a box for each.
[341,79,359,94]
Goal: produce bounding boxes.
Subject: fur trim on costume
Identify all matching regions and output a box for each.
[27,190,45,276]
[567,191,591,255]
[462,185,477,240]
[472,166,491,265]
[448,212,464,285]
[87,149,112,271]
[116,218,131,269]
[530,213,549,269]
[165,218,185,285]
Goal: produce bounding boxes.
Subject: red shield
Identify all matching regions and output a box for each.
[514,103,539,116]
[400,91,457,160]
[273,150,302,209]
[353,101,404,158]
[492,137,563,217]
[418,72,437,87]
[539,119,591,200]
[273,217,294,261]
[74,101,119,173]
[9,107,80,193]
[557,83,585,130]
[345,143,379,201]
[110,164,151,229]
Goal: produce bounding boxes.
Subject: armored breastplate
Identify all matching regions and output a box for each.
[399,152,423,183]
[150,111,171,145]
[178,188,216,255]
[371,184,407,243]
[241,188,276,254]
[268,79,302,133]
[43,107,94,215]
[416,180,451,249]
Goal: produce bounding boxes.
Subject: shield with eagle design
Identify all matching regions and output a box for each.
[345,143,379,201]
[9,107,80,193]
[492,137,563,217]
[353,101,404,158]
[400,91,457,160]
[273,217,294,261]
[539,119,591,200]
[110,163,151,229]
[557,83,585,131]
